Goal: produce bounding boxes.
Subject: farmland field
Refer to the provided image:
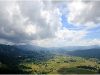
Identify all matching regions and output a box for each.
[0,44,100,74]
[19,55,100,74]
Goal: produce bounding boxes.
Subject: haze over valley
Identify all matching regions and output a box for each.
[0,0,100,74]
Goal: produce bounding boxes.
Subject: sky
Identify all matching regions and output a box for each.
[0,0,100,47]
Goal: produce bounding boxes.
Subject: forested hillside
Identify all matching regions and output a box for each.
[0,44,54,74]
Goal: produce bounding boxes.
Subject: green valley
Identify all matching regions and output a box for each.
[0,44,100,74]
[19,55,100,74]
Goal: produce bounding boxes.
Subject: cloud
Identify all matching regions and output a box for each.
[0,0,100,47]
[33,27,88,47]
[67,1,100,28]
[74,39,100,46]
[0,1,62,44]
[17,1,62,39]
[56,27,87,41]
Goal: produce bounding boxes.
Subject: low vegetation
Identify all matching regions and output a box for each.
[0,44,100,74]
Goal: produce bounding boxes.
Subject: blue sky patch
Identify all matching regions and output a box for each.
[61,14,85,30]
[87,26,100,32]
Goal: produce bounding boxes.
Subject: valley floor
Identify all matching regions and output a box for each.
[19,55,100,74]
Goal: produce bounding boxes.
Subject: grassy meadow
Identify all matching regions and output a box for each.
[19,55,100,74]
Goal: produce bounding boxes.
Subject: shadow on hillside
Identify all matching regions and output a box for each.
[0,55,32,74]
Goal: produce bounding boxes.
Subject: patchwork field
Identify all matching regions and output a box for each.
[19,55,100,74]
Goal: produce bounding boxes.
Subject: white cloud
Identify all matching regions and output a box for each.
[33,27,88,47]
[0,0,100,47]
[56,27,87,41]
[88,39,100,45]
[0,0,62,44]
[26,24,36,35]
[67,1,100,28]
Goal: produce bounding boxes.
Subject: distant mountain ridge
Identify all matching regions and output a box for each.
[15,44,100,51]
[1,44,100,60]
[67,48,100,59]
[14,44,100,59]
[0,44,100,74]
